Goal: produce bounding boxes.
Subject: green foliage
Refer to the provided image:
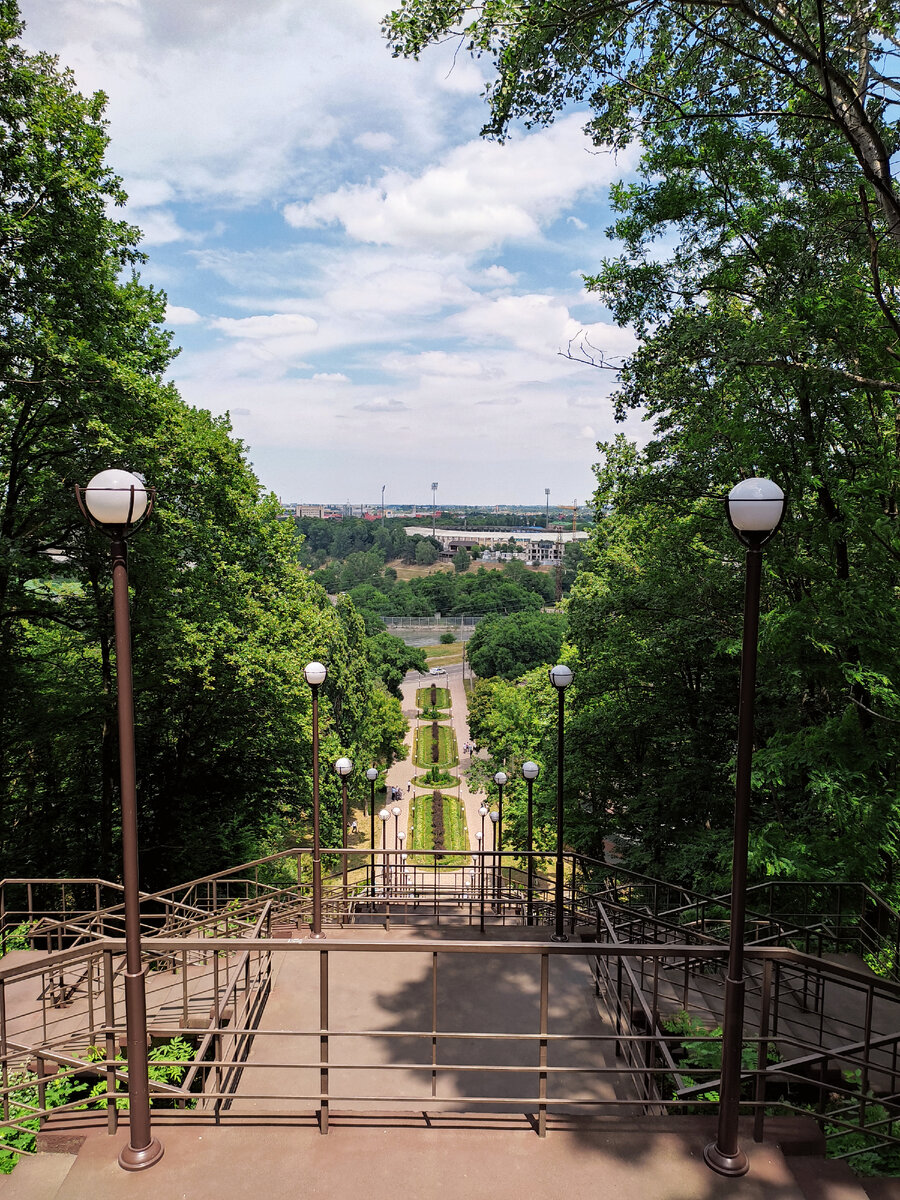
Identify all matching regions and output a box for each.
[0,10,409,887]
[384,0,900,901]
[452,547,471,574]
[0,1036,194,1172]
[415,686,451,709]
[415,538,439,566]
[0,922,32,955]
[440,631,456,644]
[0,1066,84,1173]
[467,610,566,680]
[86,1036,194,1110]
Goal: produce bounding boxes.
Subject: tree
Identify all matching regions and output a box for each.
[365,631,428,698]
[0,8,410,887]
[385,0,900,898]
[452,546,471,573]
[467,611,567,680]
[384,0,900,248]
[414,538,440,565]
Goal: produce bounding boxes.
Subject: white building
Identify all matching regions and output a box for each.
[405,527,588,566]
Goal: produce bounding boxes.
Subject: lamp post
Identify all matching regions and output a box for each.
[398,830,406,896]
[381,484,386,526]
[431,481,438,538]
[76,469,162,1172]
[522,761,540,926]
[545,487,550,526]
[391,811,400,897]
[704,477,786,1179]
[489,811,500,912]
[548,664,574,942]
[334,757,353,902]
[493,771,507,901]
[366,768,378,898]
[379,808,390,896]
[475,831,485,933]
[303,662,328,939]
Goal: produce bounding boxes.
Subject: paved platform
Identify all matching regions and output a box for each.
[9,1117,816,1200]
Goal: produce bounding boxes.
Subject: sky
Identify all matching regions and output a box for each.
[21,0,648,508]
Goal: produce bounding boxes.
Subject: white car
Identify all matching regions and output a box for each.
[428,666,447,675]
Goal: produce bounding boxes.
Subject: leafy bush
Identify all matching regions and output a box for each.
[0,922,32,956]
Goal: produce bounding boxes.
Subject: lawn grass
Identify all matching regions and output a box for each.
[407,790,470,863]
[413,723,458,769]
[423,642,465,665]
[388,560,453,581]
[416,686,451,709]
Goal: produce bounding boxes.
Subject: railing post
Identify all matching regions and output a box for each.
[103,948,118,1134]
[753,957,773,1143]
[0,981,8,1122]
[538,951,549,1137]
[319,948,329,1134]
[431,951,438,1098]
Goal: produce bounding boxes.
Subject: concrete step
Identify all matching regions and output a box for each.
[860,1180,900,1199]
[785,1155,873,1200]
[0,1151,76,1199]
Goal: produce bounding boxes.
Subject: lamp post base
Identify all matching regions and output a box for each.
[119,1136,164,1172]
[703,1142,749,1177]
[550,932,569,943]
[309,930,326,940]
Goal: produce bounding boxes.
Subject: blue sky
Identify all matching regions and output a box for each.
[22,0,647,507]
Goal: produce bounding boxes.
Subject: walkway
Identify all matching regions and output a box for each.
[12,1117,818,1200]
[381,662,484,863]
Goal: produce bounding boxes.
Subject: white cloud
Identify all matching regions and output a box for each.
[285,115,631,253]
[212,314,318,339]
[580,425,598,440]
[22,0,483,206]
[355,397,408,412]
[133,209,194,245]
[164,304,202,325]
[354,131,396,152]
[312,372,350,383]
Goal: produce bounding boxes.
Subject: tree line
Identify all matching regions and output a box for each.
[387,0,900,898]
[0,6,407,890]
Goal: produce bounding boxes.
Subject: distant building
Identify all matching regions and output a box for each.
[406,527,588,565]
[295,504,325,518]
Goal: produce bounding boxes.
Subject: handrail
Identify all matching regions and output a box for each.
[179,901,273,1100]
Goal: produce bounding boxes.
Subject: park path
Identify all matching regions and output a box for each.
[378,663,485,859]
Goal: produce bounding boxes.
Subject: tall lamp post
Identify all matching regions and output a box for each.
[548,664,574,942]
[392,805,402,899]
[366,768,378,898]
[493,771,507,900]
[379,808,390,895]
[334,757,353,902]
[522,761,540,926]
[704,477,786,1179]
[381,484,386,526]
[303,662,328,939]
[76,469,163,1171]
[489,810,500,911]
[545,487,550,526]
[398,832,406,897]
[431,481,438,538]
[475,831,485,932]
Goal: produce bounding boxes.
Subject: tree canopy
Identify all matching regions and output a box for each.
[0,5,408,888]
[385,0,900,897]
[467,610,567,680]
